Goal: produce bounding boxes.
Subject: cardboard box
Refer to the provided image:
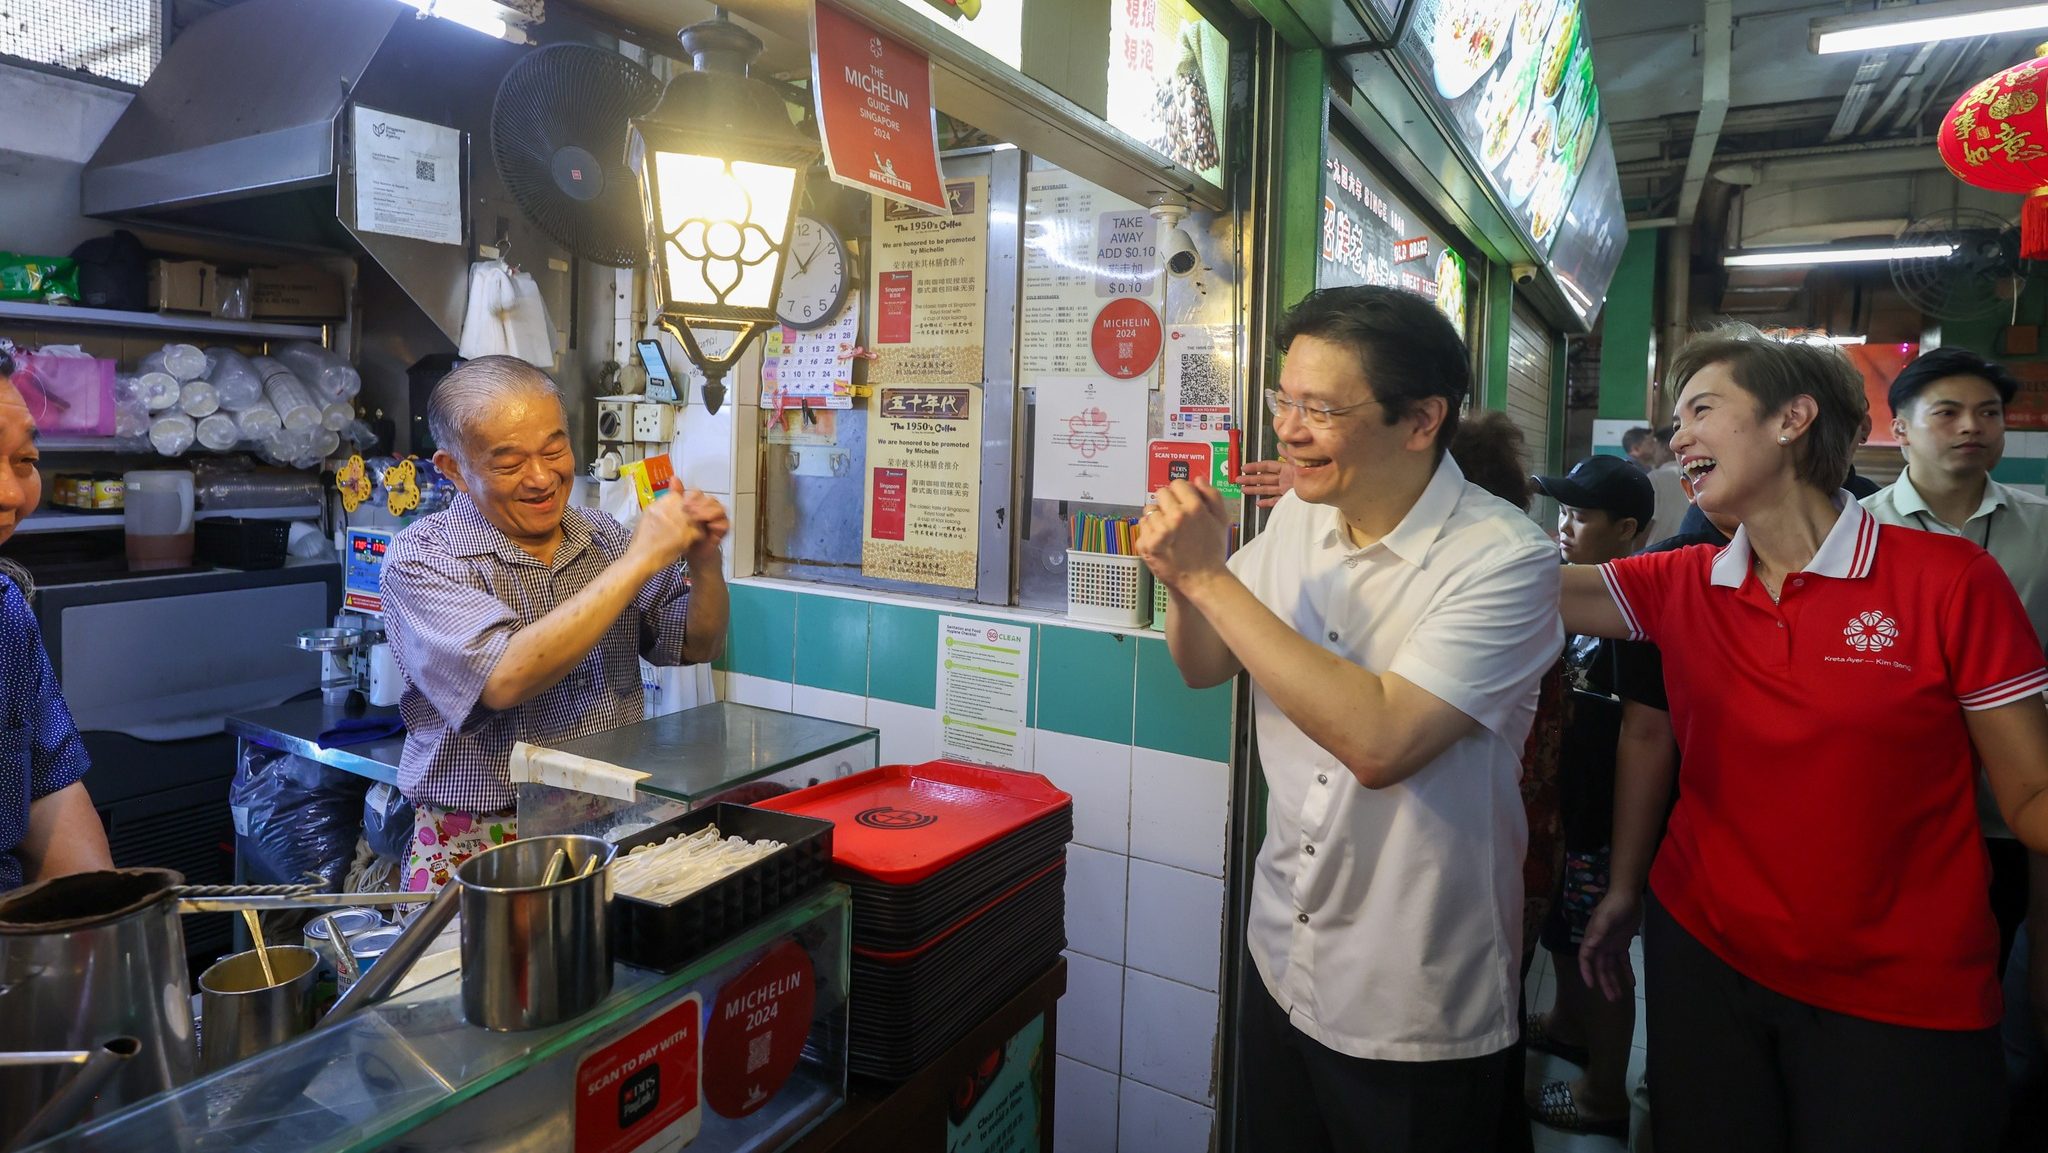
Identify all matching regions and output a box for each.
[252,264,345,319]
[148,259,213,314]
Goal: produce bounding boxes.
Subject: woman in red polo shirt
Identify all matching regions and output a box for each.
[1560,325,2048,1153]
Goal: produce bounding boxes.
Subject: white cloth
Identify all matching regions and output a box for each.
[457,261,556,369]
[1644,459,1689,548]
[1863,469,2048,839]
[1226,457,1563,1061]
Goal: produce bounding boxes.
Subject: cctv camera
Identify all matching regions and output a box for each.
[1165,227,1202,278]
[1511,263,1539,286]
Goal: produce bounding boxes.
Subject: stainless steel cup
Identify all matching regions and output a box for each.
[455,834,615,1032]
[197,945,319,1072]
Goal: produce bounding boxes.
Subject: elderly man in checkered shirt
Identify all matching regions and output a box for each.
[382,356,728,891]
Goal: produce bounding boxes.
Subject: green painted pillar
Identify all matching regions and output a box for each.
[1597,230,1659,421]
[1482,264,1514,412]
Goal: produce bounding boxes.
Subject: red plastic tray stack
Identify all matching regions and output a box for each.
[757,759,1073,1079]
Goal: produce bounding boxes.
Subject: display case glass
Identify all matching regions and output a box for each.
[24,886,851,1153]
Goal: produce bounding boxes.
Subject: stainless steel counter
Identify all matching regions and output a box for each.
[225,699,403,786]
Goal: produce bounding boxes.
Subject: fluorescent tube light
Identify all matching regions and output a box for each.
[1724,244,1956,267]
[401,0,526,41]
[1827,334,1867,345]
[1813,1,2048,54]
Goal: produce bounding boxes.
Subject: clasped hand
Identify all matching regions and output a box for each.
[630,487,729,569]
[1135,479,1230,590]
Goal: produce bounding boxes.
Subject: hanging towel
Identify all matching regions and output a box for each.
[504,269,557,369]
[457,260,519,359]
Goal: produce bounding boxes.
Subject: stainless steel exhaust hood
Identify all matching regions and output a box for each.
[81,0,550,343]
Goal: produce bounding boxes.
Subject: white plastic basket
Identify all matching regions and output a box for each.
[1066,550,1152,629]
[1150,578,1168,632]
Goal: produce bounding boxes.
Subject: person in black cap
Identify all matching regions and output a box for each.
[1522,454,1653,1138]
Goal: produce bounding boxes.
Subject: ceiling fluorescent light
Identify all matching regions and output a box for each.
[1812,0,2048,54]
[1827,334,1867,345]
[1724,244,1956,267]
[401,0,528,41]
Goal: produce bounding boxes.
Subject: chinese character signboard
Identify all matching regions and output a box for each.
[1318,134,1468,335]
[863,385,984,587]
[869,176,989,385]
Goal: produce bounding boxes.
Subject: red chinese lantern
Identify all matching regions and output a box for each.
[1941,55,2048,258]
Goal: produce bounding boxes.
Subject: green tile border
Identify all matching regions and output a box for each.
[868,602,940,708]
[1036,625,1136,745]
[1133,637,1231,761]
[722,584,796,682]
[794,594,870,695]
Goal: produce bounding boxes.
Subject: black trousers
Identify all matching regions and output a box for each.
[1644,895,2006,1153]
[1988,836,2030,980]
[1239,973,1511,1153]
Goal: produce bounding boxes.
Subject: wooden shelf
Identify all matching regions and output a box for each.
[15,505,323,534]
[0,299,326,341]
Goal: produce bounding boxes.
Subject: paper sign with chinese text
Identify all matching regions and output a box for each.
[869,176,989,385]
[863,385,983,587]
[1021,165,1163,385]
[812,0,947,213]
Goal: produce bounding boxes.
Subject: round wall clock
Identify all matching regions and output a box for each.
[776,214,853,331]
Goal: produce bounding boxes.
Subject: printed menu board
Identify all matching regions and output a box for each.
[1317,134,1470,336]
[1396,0,1603,254]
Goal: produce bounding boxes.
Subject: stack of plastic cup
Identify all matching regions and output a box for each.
[141,344,210,382]
[235,396,283,441]
[149,412,197,456]
[206,348,266,411]
[138,371,182,412]
[253,357,321,432]
[179,380,220,418]
[196,412,241,451]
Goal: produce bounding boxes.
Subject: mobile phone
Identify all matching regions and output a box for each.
[638,338,679,403]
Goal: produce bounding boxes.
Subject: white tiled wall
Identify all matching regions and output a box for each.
[720,643,1230,1153]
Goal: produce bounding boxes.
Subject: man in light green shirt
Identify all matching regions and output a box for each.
[1862,346,2048,1117]
[1863,349,2048,650]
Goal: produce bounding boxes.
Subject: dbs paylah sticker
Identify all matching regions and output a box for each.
[574,992,702,1153]
[703,940,817,1118]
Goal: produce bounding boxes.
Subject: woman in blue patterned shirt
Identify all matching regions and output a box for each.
[0,339,111,891]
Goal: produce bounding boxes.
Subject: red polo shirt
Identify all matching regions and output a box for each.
[1601,498,2048,1030]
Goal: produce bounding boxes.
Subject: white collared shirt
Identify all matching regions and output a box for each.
[1227,456,1563,1061]
[1864,470,2048,838]
[1863,469,2048,652]
[1645,459,1690,547]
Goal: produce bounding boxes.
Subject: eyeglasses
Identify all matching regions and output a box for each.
[1262,388,1381,429]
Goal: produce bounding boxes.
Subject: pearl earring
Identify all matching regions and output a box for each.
[1778,435,1788,444]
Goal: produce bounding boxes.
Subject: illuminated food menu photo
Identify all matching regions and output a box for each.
[1398,0,1604,253]
[1106,0,1230,188]
[1317,134,1469,336]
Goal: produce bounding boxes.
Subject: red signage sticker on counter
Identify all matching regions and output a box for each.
[574,992,702,1153]
[1091,297,1162,379]
[703,940,817,1118]
[811,0,947,214]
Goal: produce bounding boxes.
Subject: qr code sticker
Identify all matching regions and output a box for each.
[1176,352,1230,410]
[415,159,436,183]
[747,1032,772,1073]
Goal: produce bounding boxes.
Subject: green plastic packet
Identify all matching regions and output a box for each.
[0,254,80,304]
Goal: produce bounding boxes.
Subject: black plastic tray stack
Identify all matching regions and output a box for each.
[758,762,1074,1080]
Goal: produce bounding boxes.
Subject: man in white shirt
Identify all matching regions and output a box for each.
[1626,426,1689,547]
[1861,347,2048,1121]
[1136,285,1562,1151]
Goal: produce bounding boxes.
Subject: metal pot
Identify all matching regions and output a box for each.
[0,868,431,1146]
[456,835,615,1031]
[0,869,200,1140]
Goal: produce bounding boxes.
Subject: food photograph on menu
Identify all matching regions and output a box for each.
[1399,0,1607,255]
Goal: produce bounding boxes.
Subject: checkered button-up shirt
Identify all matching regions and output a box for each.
[381,494,693,813]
